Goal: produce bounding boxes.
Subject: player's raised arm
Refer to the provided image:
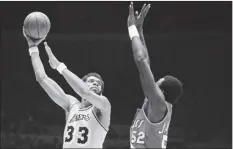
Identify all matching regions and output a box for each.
[23,29,77,112]
[44,42,111,111]
[127,3,167,122]
[134,4,150,65]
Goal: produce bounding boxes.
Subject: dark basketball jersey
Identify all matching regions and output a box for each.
[130,100,172,148]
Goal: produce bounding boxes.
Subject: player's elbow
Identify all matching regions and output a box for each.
[79,87,90,98]
[35,71,48,82]
[134,56,148,65]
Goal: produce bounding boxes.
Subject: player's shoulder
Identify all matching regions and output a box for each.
[101,94,108,100]
[66,94,79,102]
[100,95,111,109]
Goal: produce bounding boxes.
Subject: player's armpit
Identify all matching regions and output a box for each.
[38,76,73,112]
[144,96,168,123]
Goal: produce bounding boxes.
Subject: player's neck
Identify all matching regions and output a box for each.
[81,99,92,109]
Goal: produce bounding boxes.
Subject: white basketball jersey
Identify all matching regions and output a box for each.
[63,104,108,148]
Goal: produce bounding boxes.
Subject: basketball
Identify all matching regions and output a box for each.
[23,12,51,39]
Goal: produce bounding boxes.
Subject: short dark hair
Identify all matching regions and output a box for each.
[159,75,183,104]
[82,72,104,93]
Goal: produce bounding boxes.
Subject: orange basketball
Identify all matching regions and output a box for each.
[23,12,51,39]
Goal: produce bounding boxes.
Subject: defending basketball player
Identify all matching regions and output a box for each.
[23,29,111,148]
[127,3,183,148]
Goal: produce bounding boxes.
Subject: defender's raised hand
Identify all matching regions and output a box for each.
[135,3,151,30]
[127,2,136,27]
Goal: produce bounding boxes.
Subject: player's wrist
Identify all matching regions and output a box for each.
[138,27,143,33]
[128,25,140,40]
[56,62,67,74]
[28,46,39,56]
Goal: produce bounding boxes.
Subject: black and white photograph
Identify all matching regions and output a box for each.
[1,1,232,148]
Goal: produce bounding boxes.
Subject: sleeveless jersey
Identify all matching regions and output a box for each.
[63,103,108,148]
[130,100,172,148]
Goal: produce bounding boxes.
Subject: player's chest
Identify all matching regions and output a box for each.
[131,110,145,131]
[131,119,145,131]
[130,119,146,145]
[67,108,93,124]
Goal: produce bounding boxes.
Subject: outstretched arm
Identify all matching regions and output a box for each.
[128,3,167,122]
[138,29,150,65]
[23,30,77,112]
[61,69,111,111]
[43,42,111,111]
[31,52,77,112]
[135,4,150,65]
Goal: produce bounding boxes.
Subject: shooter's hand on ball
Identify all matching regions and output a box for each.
[23,27,46,48]
[44,42,61,69]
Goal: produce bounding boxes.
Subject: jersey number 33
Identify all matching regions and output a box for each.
[65,125,89,144]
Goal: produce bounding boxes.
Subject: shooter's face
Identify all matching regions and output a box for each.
[85,76,102,95]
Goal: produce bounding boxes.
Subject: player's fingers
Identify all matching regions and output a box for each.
[22,27,30,38]
[48,60,54,68]
[142,4,151,17]
[37,37,46,45]
[44,42,48,47]
[138,4,146,18]
[44,42,51,50]
[41,35,47,41]
[44,42,53,56]
[135,11,139,18]
[141,3,147,13]
[129,2,134,17]
[22,28,32,40]
[143,4,151,17]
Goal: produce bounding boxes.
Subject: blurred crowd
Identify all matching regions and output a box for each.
[1,110,129,148]
[1,110,231,148]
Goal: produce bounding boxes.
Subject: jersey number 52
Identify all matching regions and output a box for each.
[131,131,145,144]
[65,125,89,144]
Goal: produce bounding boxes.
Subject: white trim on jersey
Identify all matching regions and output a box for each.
[78,105,93,111]
[69,102,80,112]
[92,109,109,131]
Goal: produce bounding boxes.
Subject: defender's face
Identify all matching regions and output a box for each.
[85,76,102,94]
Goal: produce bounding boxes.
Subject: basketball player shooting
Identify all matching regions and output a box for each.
[23,29,111,148]
[127,3,183,148]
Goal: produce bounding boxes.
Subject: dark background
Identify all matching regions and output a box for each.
[1,1,232,148]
